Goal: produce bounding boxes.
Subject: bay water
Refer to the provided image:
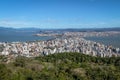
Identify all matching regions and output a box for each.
[85,34,120,48]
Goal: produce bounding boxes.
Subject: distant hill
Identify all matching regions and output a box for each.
[0,27,40,32]
[56,27,120,32]
[0,27,15,31]
[0,27,16,33]
[0,27,120,32]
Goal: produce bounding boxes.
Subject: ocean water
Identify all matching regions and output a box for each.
[0,31,53,42]
[84,34,120,48]
[0,30,120,48]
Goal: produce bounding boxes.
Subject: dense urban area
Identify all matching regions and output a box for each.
[0,31,120,59]
[0,31,120,80]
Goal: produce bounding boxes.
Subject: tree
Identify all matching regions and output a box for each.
[0,64,11,80]
[14,56,26,67]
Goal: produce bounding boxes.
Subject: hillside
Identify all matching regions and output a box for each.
[0,52,120,80]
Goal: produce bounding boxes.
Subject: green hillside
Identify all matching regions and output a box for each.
[0,52,120,80]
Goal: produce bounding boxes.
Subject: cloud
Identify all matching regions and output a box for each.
[0,20,41,28]
[0,20,110,28]
[42,18,59,23]
[0,18,60,29]
[65,22,110,28]
[0,17,82,28]
[0,18,119,29]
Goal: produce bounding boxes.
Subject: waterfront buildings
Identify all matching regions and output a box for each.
[0,32,120,58]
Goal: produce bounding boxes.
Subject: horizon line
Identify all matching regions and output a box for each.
[0,26,120,29]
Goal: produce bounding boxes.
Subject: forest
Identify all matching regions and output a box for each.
[0,52,120,80]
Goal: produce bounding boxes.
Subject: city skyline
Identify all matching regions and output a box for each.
[0,0,120,29]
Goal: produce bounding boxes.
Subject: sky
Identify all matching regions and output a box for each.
[0,0,120,29]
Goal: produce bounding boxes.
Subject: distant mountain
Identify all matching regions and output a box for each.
[96,27,120,32]
[0,27,120,32]
[0,27,16,32]
[55,27,120,32]
[0,27,14,30]
[0,27,40,32]
[16,27,40,30]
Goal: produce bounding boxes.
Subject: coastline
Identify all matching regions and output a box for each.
[0,32,120,58]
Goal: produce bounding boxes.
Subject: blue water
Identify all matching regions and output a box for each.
[0,30,120,48]
[0,31,53,42]
[85,34,120,48]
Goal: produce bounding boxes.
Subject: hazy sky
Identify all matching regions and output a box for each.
[0,0,120,29]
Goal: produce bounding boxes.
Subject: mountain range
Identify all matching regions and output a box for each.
[0,26,120,32]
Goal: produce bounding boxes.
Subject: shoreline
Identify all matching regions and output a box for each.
[0,36,120,58]
[0,31,120,59]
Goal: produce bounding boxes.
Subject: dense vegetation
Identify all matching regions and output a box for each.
[0,52,120,80]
